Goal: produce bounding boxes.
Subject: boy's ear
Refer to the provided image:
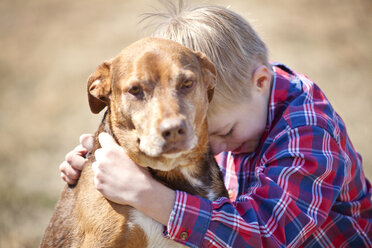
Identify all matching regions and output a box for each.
[87,60,112,114]
[252,65,272,93]
[195,51,217,102]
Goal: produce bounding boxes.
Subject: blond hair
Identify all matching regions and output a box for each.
[142,1,269,114]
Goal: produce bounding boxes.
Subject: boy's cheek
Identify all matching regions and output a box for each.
[209,138,227,155]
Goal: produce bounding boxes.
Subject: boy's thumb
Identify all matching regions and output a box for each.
[98,132,118,149]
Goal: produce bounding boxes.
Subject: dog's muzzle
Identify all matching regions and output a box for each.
[139,118,197,157]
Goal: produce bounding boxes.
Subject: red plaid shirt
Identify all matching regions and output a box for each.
[164,63,372,247]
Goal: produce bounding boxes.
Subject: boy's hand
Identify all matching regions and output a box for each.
[92,132,154,207]
[61,132,174,225]
[92,132,175,225]
[59,134,94,185]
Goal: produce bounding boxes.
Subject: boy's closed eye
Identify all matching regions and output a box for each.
[209,122,235,138]
[220,127,234,138]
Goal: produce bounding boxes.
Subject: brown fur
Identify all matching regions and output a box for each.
[41,37,228,248]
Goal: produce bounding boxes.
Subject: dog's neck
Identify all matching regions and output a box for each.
[91,110,228,201]
[147,149,228,200]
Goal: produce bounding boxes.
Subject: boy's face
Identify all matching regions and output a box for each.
[208,100,268,155]
[208,66,272,155]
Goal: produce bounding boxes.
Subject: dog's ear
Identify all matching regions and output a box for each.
[87,60,112,114]
[195,52,217,102]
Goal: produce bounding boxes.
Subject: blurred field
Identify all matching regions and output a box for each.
[0,0,371,246]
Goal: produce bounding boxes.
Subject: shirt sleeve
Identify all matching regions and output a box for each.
[163,125,347,247]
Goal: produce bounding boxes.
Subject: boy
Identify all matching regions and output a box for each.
[59,3,372,247]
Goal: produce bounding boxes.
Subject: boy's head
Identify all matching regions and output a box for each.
[144,1,271,115]
[144,1,272,154]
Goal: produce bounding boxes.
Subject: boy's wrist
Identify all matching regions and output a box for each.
[132,177,176,226]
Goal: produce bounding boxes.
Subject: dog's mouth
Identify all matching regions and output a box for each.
[162,143,188,156]
[162,149,187,159]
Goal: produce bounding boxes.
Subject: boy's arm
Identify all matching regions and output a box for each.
[164,126,368,247]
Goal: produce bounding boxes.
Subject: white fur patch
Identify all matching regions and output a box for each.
[92,79,101,85]
[129,209,186,248]
[207,191,217,201]
[159,118,184,132]
[180,167,216,201]
[180,167,204,188]
[139,135,165,157]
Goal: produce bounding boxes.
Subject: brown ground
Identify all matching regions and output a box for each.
[0,0,371,247]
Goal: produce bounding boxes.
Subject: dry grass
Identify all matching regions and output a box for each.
[0,0,371,246]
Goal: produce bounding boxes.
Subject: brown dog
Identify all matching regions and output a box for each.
[41,37,228,247]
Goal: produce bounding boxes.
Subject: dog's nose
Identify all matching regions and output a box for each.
[162,122,186,142]
[159,118,187,143]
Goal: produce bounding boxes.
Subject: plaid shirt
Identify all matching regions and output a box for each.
[164,63,372,247]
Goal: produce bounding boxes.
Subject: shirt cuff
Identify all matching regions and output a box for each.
[163,190,212,247]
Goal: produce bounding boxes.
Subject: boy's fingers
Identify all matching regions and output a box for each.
[65,151,87,170]
[75,144,88,156]
[65,145,87,161]
[61,173,77,185]
[60,161,81,179]
[98,132,119,149]
[80,133,94,152]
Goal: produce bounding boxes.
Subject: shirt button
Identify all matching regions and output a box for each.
[228,189,234,199]
[180,231,189,241]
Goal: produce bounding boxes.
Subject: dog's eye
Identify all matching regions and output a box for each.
[128,86,143,96]
[181,80,194,89]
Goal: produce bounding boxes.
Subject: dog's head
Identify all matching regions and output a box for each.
[87,37,216,170]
